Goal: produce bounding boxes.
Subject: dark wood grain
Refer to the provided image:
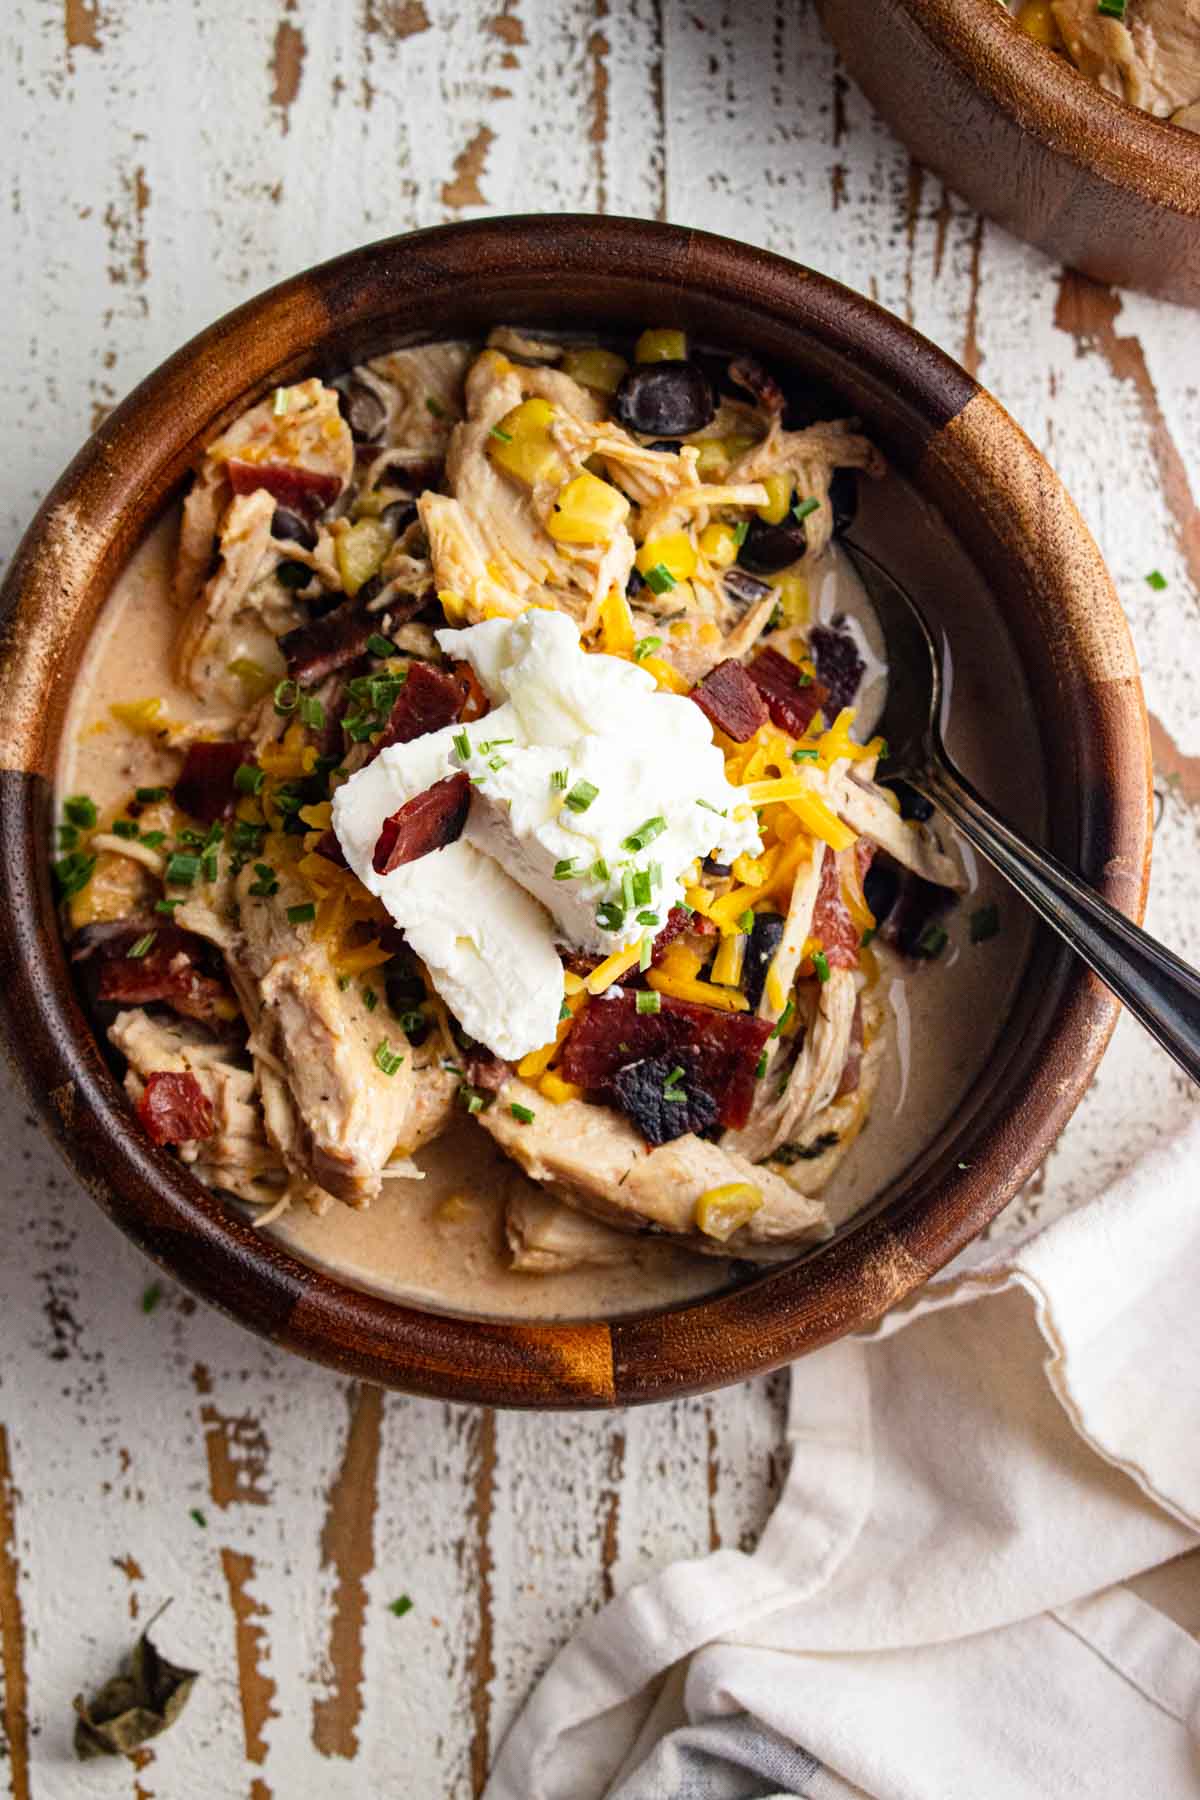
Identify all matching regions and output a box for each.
[0,217,1152,1406]
[818,0,1200,306]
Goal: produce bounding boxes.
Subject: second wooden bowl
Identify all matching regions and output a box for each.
[818,0,1200,306]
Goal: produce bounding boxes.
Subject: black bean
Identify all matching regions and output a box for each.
[381,498,418,536]
[626,568,646,598]
[337,378,388,443]
[646,438,683,455]
[722,568,772,610]
[738,514,808,574]
[272,506,318,550]
[276,559,313,590]
[703,854,732,877]
[355,573,384,608]
[863,860,900,926]
[613,362,715,438]
[888,780,934,823]
[829,467,858,537]
[743,913,785,1013]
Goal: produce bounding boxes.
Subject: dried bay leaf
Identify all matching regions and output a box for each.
[73,1604,198,1761]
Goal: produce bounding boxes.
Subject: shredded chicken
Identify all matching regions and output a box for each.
[1050,0,1200,123]
[724,968,859,1165]
[730,419,885,560]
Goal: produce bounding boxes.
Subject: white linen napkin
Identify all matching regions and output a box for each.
[486,1111,1200,1800]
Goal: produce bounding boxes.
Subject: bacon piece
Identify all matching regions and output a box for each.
[313,829,349,870]
[690,659,769,743]
[467,1050,514,1093]
[138,1071,216,1145]
[373,661,467,753]
[373,773,471,875]
[746,647,828,737]
[558,989,772,1131]
[810,624,866,721]
[174,739,251,824]
[227,459,341,517]
[650,905,692,966]
[279,601,373,687]
[728,355,786,417]
[96,926,232,1023]
[809,845,860,971]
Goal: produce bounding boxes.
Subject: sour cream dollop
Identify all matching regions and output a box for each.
[332,610,761,1059]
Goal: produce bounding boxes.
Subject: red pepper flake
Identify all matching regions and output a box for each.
[227,458,341,517]
[137,1071,215,1145]
[174,740,252,824]
[373,772,471,875]
[690,659,769,743]
[746,647,828,737]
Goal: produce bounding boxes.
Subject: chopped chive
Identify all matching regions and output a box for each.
[1145,569,1167,591]
[916,923,948,959]
[55,853,97,899]
[648,860,662,890]
[459,1085,490,1116]
[231,820,265,853]
[374,1038,405,1076]
[478,739,514,753]
[860,926,876,947]
[338,975,351,991]
[273,679,300,714]
[596,900,626,932]
[732,520,749,547]
[135,786,168,803]
[662,1065,687,1102]
[189,1507,207,1528]
[639,931,653,971]
[367,632,398,658]
[141,1280,163,1313]
[770,999,795,1039]
[139,830,167,848]
[812,948,831,983]
[299,694,325,731]
[204,821,224,847]
[633,635,662,662]
[272,385,290,416]
[696,798,727,817]
[127,931,157,960]
[636,909,659,928]
[425,395,446,418]
[452,729,471,761]
[164,852,201,886]
[622,868,636,910]
[792,496,820,524]
[56,823,79,851]
[111,818,139,839]
[247,865,279,897]
[631,869,652,907]
[488,755,507,771]
[63,794,98,830]
[490,425,513,444]
[554,858,580,881]
[636,990,661,1015]
[796,668,814,686]
[591,858,610,882]
[363,985,378,1012]
[389,1595,414,1619]
[551,768,569,791]
[510,1102,535,1124]
[737,908,755,933]
[154,897,183,915]
[1096,0,1125,15]
[767,601,784,631]
[564,779,599,813]
[755,1050,768,1078]
[969,904,1000,944]
[643,562,677,596]
[559,1000,572,1021]
[287,902,317,925]
[791,746,819,762]
[234,763,265,795]
[622,815,665,852]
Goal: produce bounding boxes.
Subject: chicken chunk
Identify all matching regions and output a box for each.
[723,968,859,1165]
[1052,0,1200,120]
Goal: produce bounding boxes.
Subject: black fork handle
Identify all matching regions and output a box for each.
[918,756,1200,1086]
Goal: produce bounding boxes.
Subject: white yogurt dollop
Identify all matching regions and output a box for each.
[332,610,761,1059]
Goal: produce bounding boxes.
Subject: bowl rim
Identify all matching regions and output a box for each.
[898,0,1200,216]
[0,214,1152,1407]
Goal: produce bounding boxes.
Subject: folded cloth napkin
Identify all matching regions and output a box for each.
[486,1111,1200,1800]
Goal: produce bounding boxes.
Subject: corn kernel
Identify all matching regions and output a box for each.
[756,473,793,526]
[766,565,809,625]
[561,347,628,393]
[640,655,691,696]
[599,587,635,656]
[699,522,739,569]
[694,439,729,478]
[694,1182,763,1242]
[659,941,704,981]
[109,698,166,734]
[635,328,687,364]
[710,931,746,988]
[1016,0,1061,45]
[635,531,697,584]
[546,471,631,545]
[488,398,567,487]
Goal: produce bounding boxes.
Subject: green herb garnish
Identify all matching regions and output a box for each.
[234,763,264,796]
[860,926,876,947]
[374,1038,405,1077]
[643,562,677,596]
[754,1050,768,1078]
[1096,0,1126,16]
[273,679,300,715]
[141,1281,163,1314]
[510,1102,535,1124]
[1145,568,1167,590]
[696,798,727,817]
[811,948,831,983]
[389,1596,414,1618]
[916,922,948,959]
[164,853,201,887]
[154,898,183,915]
[127,931,157,960]
[367,633,398,657]
[732,520,749,548]
[631,869,652,907]
[662,1065,687,1103]
[591,858,610,882]
[63,794,98,830]
[636,990,661,1015]
[135,786,168,804]
[490,425,513,443]
[770,999,795,1039]
[452,729,471,761]
[111,818,139,840]
[792,496,820,524]
[596,900,626,932]
[189,1507,207,1528]
[791,746,819,762]
[565,779,599,813]
[622,815,665,852]
[638,932,654,971]
[554,858,580,881]
[737,908,755,933]
[969,904,1000,944]
[633,636,662,662]
[551,768,569,791]
[139,830,166,848]
[426,395,446,418]
[299,694,325,731]
[287,902,316,925]
[363,986,378,1012]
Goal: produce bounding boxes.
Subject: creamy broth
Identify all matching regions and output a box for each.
[60,482,1033,1321]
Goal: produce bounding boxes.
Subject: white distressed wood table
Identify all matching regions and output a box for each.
[3,3,1199,1794]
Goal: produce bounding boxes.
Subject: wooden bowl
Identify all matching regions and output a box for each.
[0,217,1151,1407]
[817,0,1200,305]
